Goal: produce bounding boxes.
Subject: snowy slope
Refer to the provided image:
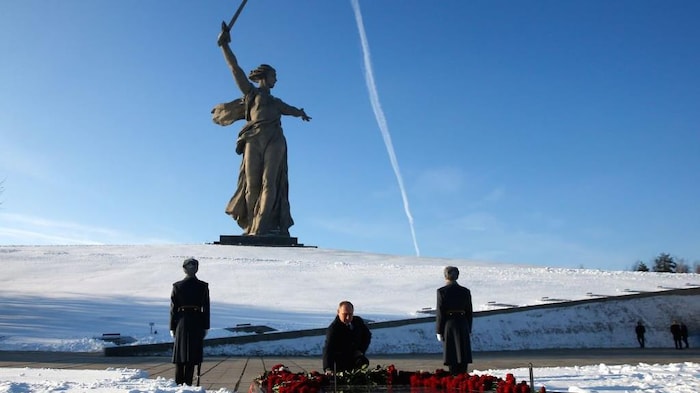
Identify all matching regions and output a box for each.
[1,244,699,353]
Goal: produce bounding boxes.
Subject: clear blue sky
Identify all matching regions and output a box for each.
[1,1,699,271]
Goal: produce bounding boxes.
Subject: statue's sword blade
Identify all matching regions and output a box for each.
[227,0,249,31]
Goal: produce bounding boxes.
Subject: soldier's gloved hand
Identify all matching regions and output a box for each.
[170,330,174,338]
[204,329,209,338]
[436,334,443,342]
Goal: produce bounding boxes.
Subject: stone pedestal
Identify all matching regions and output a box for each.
[215,235,304,247]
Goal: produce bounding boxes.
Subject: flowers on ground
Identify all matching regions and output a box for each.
[251,364,541,393]
[257,364,324,393]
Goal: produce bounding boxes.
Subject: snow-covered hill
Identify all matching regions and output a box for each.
[2,244,699,353]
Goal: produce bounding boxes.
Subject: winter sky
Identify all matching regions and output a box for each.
[1,1,699,271]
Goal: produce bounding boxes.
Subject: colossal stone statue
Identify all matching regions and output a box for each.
[212,22,311,237]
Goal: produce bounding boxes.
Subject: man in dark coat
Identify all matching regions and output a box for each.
[322,301,372,374]
[436,266,473,375]
[670,320,682,349]
[170,258,210,385]
[635,321,646,348]
[680,322,689,349]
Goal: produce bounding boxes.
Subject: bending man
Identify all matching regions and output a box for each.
[323,301,372,374]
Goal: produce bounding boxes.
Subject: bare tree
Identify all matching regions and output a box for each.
[675,258,691,273]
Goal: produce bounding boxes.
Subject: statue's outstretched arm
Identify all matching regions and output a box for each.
[217,26,252,95]
[279,100,311,122]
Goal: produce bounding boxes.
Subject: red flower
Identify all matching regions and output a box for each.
[387,364,396,385]
[255,363,533,393]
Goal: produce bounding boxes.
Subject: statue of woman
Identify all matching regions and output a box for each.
[214,24,311,236]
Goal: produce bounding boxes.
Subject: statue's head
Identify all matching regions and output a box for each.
[249,64,277,85]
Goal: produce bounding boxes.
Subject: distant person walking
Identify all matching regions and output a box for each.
[635,321,646,348]
[170,258,210,385]
[670,320,683,350]
[680,322,689,349]
[436,266,473,375]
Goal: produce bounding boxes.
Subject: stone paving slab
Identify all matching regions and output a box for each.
[1,349,698,392]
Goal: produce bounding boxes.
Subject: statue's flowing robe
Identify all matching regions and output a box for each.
[211,89,294,236]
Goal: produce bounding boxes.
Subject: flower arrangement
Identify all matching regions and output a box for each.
[254,364,324,393]
[250,364,545,393]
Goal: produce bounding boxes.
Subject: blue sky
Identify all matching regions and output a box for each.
[1,1,699,271]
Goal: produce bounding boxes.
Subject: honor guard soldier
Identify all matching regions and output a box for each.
[170,258,210,385]
[436,266,473,375]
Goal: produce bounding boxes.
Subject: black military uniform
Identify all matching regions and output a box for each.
[170,258,210,385]
[436,266,473,375]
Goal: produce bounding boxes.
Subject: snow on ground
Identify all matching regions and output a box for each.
[0,362,698,393]
[1,244,700,392]
[0,367,228,393]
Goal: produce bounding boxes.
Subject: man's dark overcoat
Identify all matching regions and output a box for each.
[436,281,473,366]
[322,315,372,372]
[671,322,682,349]
[170,276,210,364]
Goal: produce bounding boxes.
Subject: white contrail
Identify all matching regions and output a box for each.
[350,0,420,257]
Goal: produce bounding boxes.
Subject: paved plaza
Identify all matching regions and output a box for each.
[1,348,698,391]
